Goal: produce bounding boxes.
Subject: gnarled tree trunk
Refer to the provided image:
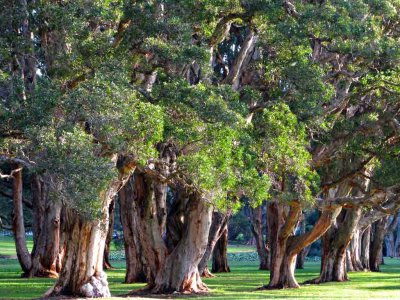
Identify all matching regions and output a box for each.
[309,207,362,283]
[45,158,134,297]
[212,222,230,273]
[150,195,212,293]
[266,201,342,289]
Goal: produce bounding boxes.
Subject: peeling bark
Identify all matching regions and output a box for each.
[45,157,134,297]
[150,196,212,293]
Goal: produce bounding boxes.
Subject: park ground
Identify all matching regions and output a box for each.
[0,236,400,299]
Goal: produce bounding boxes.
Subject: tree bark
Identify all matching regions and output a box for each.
[266,200,342,289]
[309,208,362,283]
[29,174,62,278]
[212,222,230,273]
[11,164,32,275]
[104,198,115,270]
[119,173,147,283]
[250,204,270,270]
[198,211,229,277]
[346,228,363,272]
[360,226,371,270]
[150,196,212,293]
[370,217,388,272]
[45,157,134,297]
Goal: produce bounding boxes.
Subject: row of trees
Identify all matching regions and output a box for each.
[1,0,400,297]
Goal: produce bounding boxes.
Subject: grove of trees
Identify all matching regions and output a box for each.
[1,0,400,297]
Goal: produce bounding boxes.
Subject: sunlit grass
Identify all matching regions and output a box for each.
[1,236,400,299]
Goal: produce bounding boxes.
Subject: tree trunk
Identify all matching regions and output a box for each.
[384,233,395,258]
[346,228,363,272]
[250,204,270,270]
[395,217,400,257]
[29,175,62,278]
[198,211,229,277]
[310,208,362,283]
[104,198,115,270]
[119,173,147,283]
[46,158,133,297]
[150,196,212,293]
[370,217,388,272]
[360,226,371,270]
[11,164,32,275]
[296,246,310,269]
[212,223,230,273]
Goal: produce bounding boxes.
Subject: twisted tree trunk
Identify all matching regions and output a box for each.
[309,208,362,283]
[150,197,212,293]
[266,200,342,289]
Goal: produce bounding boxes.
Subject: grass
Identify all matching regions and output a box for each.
[1,236,400,299]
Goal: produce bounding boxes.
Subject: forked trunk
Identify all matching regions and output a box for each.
[370,217,388,272]
[104,199,115,270]
[266,201,342,289]
[151,196,212,293]
[11,164,32,275]
[212,223,230,273]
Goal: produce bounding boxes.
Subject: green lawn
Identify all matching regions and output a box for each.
[1,236,400,299]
